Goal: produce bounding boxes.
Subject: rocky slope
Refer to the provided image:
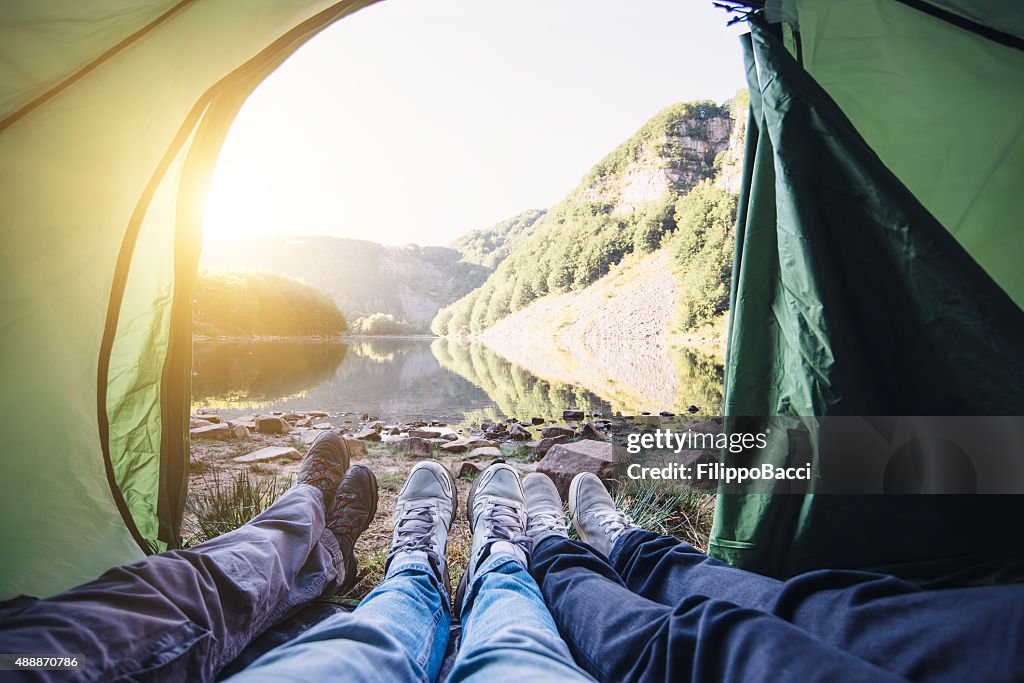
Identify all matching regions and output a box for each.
[433,98,739,337]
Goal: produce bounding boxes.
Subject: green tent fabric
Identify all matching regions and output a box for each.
[709,8,1024,582]
[0,0,378,600]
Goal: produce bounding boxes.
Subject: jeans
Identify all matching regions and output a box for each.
[0,484,343,682]
[0,483,593,682]
[531,529,1024,683]
[230,552,594,682]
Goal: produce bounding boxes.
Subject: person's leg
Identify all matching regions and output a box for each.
[570,473,1024,683]
[0,431,353,683]
[531,534,906,683]
[231,460,459,683]
[447,466,593,683]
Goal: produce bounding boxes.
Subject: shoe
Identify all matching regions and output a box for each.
[387,461,458,591]
[523,472,569,543]
[327,464,378,593]
[297,431,350,508]
[568,472,634,556]
[455,463,531,615]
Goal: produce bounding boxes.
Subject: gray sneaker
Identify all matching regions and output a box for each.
[523,472,569,543]
[568,472,634,555]
[455,463,531,614]
[386,461,458,591]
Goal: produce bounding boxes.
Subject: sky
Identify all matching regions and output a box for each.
[202,0,748,247]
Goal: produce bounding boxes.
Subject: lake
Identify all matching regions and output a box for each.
[191,337,724,425]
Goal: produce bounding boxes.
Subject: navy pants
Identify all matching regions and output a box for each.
[531,529,1024,683]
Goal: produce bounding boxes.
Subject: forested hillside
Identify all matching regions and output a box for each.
[192,270,347,337]
[449,209,547,269]
[432,100,735,337]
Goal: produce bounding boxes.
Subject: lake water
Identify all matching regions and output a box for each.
[191,338,724,425]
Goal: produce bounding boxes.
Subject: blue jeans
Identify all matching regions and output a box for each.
[531,529,1024,683]
[230,552,594,682]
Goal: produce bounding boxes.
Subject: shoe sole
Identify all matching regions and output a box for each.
[454,463,522,618]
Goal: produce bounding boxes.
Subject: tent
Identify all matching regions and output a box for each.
[0,0,1021,601]
[0,0,380,600]
[709,0,1024,584]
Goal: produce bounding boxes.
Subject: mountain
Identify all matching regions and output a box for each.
[432,99,737,337]
[199,237,490,332]
[449,209,547,269]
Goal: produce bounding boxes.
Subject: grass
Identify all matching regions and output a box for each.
[182,467,292,546]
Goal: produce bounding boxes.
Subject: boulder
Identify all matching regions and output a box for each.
[507,423,532,441]
[467,446,503,459]
[541,426,575,439]
[301,430,322,446]
[342,436,368,458]
[452,461,483,478]
[579,422,605,441]
[231,425,251,439]
[194,410,220,423]
[530,416,546,425]
[526,435,570,457]
[395,436,434,458]
[233,446,300,463]
[256,415,291,434]
[441,438,498,454]
[687,405,700,414]
[228,419,257,430]
[351,427,381,442]
[312,422,333,430]
[409,427,458,441]
[306,410,328,418]
[537,440,617,499]
[562,409,585,421]
[190,417,213,429]
[190,423,232,440]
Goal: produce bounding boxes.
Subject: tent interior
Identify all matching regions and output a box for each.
[1,0,1022,643]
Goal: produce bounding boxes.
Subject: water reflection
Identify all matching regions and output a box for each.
[191,337,723,422]
[192,341,347,408]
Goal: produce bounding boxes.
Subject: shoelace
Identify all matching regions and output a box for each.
[526,508,569,537]
[483,501,534,554]
[594,508,634,541]
[388,504,441,564]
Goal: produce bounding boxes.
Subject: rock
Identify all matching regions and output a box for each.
[562,409,585,421]
[301,431,322,446]
[190,417,213,429]
[385,426,401,436]
[296,417,314,428]
[467,446,503,459]
[351,427,381,442]
[452,461,483,478]
[307,410,328,418]
[395,436,434,458]
[282,412,304,421]
[194,410,220,423]
[313,422,333,430]
[233,446,300,463]
[409,427,458,441]
[441,438,498,454]
[687,405,700,414]
[228,419,257,430]
[526,435,570,457]
[508,423,532,441]
[530,417,546,425]
[343,436,368,458]
[190,423,232,440]
[659,411,675,417]
[579,422,605,441]
[541,426,575,439]
[256,415,291,434]
[366,421,385,433]
[537,440,618,500]
[231,425,251,439]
